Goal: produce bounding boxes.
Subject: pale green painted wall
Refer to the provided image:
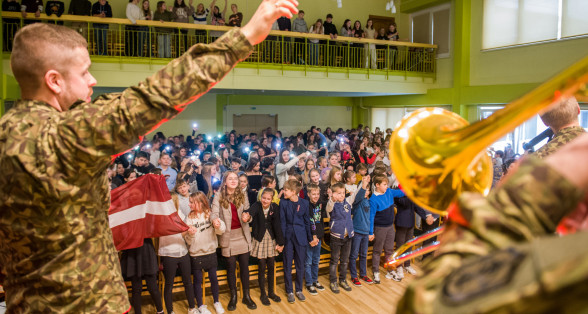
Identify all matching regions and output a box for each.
[146,93,217,137]
[469,0,588,87]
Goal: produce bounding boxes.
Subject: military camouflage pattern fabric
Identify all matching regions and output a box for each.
[0,29,252,313]
[397,157,585,313]
[534,126,585,159]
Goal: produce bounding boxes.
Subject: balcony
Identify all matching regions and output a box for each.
[2,12,437,81]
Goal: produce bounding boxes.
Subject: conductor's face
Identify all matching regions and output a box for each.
[61,47,97,108]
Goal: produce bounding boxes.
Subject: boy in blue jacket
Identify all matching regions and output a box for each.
[348,175,373,286]
[280,179,318,304]
[369,174,405,283]
[326,182,358,293]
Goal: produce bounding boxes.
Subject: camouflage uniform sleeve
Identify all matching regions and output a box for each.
[58,29,252,164]
[397,156,584,313]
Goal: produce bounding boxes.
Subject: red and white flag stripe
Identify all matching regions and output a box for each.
[109,174,188,251]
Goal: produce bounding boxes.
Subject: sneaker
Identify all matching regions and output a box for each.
[314,281,325,291]
[287,293,295,304]
[213,301,225,314]
[373,272,381,284]
[330,281,340,294]
[198,305,211,314]
[339,280,352,292]
[187,308,199,314]
[295,291,306,302]
[351,277,362,287]
[405,265,417,275]
[360,276,374,284]
[306,285,318,296]
[386,270,402,282]
[396,266,405,279]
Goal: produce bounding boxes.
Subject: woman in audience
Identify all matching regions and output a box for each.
[353,141,376,167]
[387,23,399,69]
[340,19,352,37]
[211,171,257,311]
[276,149,307,189]
[217,147,231,172]
[172,0,194,55]
[308,19,323,66]
[245,158,263,204]
[141,0,152,20]
[192,2,209,42]
[209,0,227,40]
[364,19,376,69]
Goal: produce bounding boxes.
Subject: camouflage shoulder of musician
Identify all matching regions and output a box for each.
[396,156,584,313]
[534,126,586,159]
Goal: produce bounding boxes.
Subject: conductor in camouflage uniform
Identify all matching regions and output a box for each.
[0,0,299,312]
[397,129,588,310]
[534,96,586,159]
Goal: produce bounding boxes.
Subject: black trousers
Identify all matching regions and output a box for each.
[226,253,250,291]
[162,255,195,313]
[130,274,162,314]
[330,236,351,283]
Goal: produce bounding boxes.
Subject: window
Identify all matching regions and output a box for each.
[410,3,451,58]
[483,0,588,49]
[477,104,588,154]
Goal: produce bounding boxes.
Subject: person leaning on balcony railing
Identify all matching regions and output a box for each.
[291,10,307,63]
[192,2,209,42]
[20,0,42,24]
[126,0,148,57]
[226,3,243,27]
[210,0,227,41]
[172,0,195,56]
[0,0,299,312]
[68,0,91,39]
[91,0,112,56]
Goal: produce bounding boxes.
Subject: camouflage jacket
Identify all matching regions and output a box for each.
[534,126,585,159]
[0,29,252,313]
[397,157,586,313]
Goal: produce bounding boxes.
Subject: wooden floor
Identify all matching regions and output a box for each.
[137,264,416,314]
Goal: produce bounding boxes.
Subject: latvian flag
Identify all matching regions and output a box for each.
[109,174,189,251]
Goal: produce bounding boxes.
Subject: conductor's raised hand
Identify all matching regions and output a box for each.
[241,0,299,45]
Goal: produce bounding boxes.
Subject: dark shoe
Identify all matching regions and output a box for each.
[268,292,281,303]
[306,285,318,296]
[351,277,362,287]
[287,292,295,304]
[330,281,340,294]
[295,291,306,302]
[228,289,238,311]
[242,289,257,310]
[339,280,352,292]
[260,294,271,306]
[314,281,325,291]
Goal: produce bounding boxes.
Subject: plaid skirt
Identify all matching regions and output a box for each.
[251,230,277,259]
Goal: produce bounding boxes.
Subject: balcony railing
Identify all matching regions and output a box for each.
[2,12,437,78]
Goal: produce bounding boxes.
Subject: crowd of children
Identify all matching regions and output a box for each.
[110,124,439,313]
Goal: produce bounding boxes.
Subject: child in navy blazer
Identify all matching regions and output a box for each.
[280,179,318,304]
[394,195,427,279]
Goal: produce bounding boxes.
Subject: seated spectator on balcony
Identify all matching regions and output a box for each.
[192,2,209,42]
[126,0,146,57]
[2,0,21,51]
[154,0,176,58]
[91,0,112,56]
[227,3,242,27]
[68,0,91,39]
[210,0,227,40]
[20,0,42,24]
[173,0,194,56]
